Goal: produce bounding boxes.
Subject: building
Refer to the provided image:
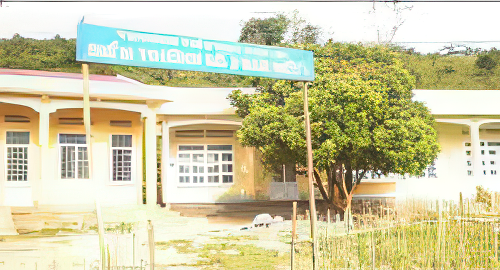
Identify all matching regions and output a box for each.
[0,68,267,207]
[4,68,492,209]
[401,90,500,201]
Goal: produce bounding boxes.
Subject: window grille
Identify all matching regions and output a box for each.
[111,135,133,181]
[60,134,88,179]
[178,145,233,185]
[6,131,29,181]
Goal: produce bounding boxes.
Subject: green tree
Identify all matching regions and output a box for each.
[239,14,290,46]
[229,42,440,211]
[239,10,323,46]
[287,10,323,45]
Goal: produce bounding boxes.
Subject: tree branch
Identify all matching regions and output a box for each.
[313,168,331,204]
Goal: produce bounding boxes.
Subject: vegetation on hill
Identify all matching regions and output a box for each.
[2,33,500,89]
[399,51,500,90]
[0,34,252,88]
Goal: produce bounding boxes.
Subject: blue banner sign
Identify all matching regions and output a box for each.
[76,23,314,81]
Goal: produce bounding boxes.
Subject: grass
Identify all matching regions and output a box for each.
[33,228,82,236]
[196,241,287,269]
[212,235,259,241]
[295,197,500,269]
[156,236,288,269]
[156,239,195,253]
[88,222,135,234]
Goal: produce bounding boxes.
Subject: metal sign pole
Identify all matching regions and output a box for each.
[303,81,318,269]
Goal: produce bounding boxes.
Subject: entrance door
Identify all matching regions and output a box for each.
[3,131,33,206]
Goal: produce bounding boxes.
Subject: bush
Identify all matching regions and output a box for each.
[476,54,497,70]
[474,185,491,210]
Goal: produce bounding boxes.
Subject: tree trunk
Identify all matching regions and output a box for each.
[284,161,296,183]
[345,161,353,194]
[335,163,346,200]
[327,166,335,202]
[313,169,328,201]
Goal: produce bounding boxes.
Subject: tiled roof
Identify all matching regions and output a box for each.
[0,68,130,83]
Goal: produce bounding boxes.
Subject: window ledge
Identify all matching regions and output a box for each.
[107,181,135,186]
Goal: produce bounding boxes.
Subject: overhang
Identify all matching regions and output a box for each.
[413,89,500,115]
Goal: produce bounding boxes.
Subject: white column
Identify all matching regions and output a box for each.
[144,112,157,206]
[470,121,482,177]
[161,121,169,204]
[39,99,52,205]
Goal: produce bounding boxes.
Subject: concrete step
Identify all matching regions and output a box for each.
[0,206,19,235]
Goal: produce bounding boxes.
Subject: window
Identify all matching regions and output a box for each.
[492,170,497,175]
[6,132,29,181]
[481,150,485,155]
[465,142,471,146]
[59,134,88,179]
[467,170,473,176]
[466,151,471,156]
[111,135,133,181]
[481,142,485,146]
[467,161,472,166]
[490,150,497,155]
[492,161,496,165]
[178,145,234,185]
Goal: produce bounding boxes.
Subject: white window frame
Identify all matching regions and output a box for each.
[58,133,89,180]
[5,130,30,187]
[177,144,234,187]
[465,140,500,177]
[109,134,135,185]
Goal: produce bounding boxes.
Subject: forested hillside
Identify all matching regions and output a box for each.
[2,34,500,89]
[400,52,500,90]
[0,34,253,87]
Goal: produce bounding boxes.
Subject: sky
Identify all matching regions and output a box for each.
[0,2,499,54]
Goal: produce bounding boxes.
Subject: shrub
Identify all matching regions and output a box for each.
[476,54,497,70]
[474,185,491,210]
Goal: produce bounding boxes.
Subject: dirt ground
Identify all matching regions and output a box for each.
[0,205,325,270]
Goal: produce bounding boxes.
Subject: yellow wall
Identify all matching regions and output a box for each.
[353,182,396,195]
[40,108,143,206]
[0,103,40,205]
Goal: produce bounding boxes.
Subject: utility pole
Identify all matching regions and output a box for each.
[303,81,318,269]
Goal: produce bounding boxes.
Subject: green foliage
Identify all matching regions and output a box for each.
[399,52,500,89]
[0,34,78,70]
[287,10,323,45]
[229,43,440,203]
[239,14,290,45]
[239,10,323,46]
[474,185,492,209]
[476,54,497,70]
